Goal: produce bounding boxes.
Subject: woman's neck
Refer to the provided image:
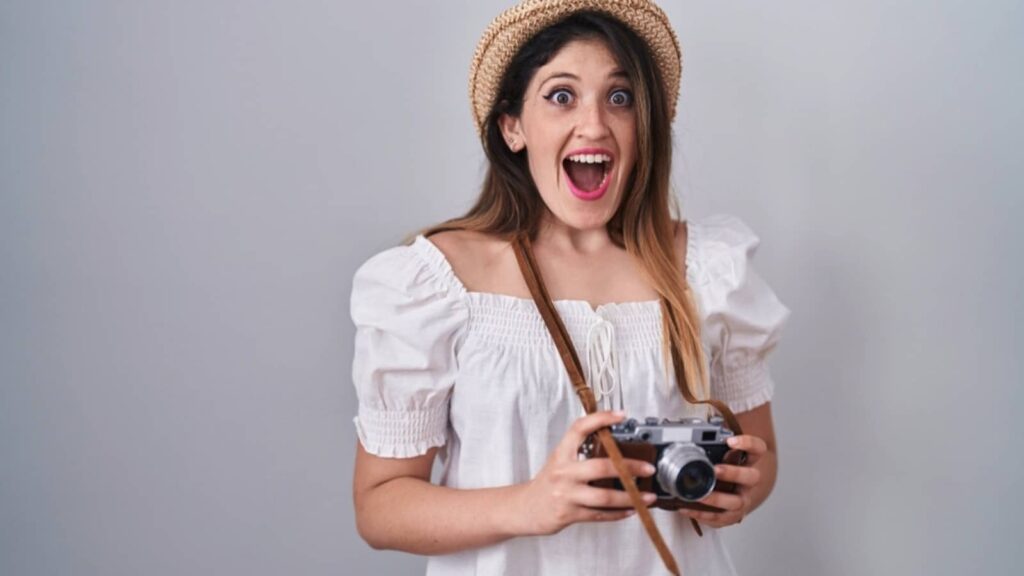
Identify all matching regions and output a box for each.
[534,213,616,257]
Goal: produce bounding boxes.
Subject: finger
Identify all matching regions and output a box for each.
[581,508,637,523]
[697,490,745,512]
[726,434,768,455]
[726,449,756,467]
[557,411,627,459]
[714,464,761,487]
[572,457,656,482]
[574,485,658,510]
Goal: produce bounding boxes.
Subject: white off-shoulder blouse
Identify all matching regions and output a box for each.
[350,214,790,576]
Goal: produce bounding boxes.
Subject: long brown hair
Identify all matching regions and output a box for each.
[419,12,710,404]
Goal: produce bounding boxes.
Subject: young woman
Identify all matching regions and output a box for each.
[350,1,789,574]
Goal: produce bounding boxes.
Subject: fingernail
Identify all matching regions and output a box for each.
[625,509,636,516]
[643,463,656,475]
[643,492,657,503]
[613,410,627,418]
[727,437,739,447]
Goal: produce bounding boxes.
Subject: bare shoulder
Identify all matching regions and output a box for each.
[427,229,506,266]
[425,229,521,294]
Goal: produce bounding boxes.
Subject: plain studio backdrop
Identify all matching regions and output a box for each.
[1,1,1021,575]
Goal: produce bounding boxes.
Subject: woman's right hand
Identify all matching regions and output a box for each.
[511,411,658,536]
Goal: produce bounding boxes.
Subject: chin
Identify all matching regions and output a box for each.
[540,185,623,231]
[554,206,617,231]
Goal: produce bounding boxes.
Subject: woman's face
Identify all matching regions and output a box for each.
[500,38,638,232]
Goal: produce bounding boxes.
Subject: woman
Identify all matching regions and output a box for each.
[350,1,790,574]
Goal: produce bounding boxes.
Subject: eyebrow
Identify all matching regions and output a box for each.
[538,69,630,91]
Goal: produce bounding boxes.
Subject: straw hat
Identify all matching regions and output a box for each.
[468,0,682,136]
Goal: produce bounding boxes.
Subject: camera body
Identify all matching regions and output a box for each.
[582,416,743,512]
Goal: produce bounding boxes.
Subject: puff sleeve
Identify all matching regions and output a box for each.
[350,242,469,458]
[687,215,791,414]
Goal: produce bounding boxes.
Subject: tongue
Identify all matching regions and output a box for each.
[565,161,605,192]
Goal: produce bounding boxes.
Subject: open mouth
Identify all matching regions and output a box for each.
[562,150,613,201]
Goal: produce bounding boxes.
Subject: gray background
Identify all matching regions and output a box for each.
[2,1,1021,575]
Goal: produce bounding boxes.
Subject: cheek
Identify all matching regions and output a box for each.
[527,155,559,188]
[623,150,638,174]
[527,143,563,184]
[612,121,637,171]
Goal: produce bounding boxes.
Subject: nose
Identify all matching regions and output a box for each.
[575,98,611,141]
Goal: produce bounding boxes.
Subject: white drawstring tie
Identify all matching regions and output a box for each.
[586,317,624,412]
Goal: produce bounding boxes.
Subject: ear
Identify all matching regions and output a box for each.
[497,113,525,153]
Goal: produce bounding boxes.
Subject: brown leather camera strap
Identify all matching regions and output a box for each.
[511,233,681,576]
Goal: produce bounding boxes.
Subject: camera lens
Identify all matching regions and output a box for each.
[676,461,715,500]
[657,443,716,501]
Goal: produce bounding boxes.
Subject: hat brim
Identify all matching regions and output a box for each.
[469,0,682,136]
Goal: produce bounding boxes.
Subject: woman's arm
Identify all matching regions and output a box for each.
[353,411,656,555]
[677,401,778,527]
[353,443,522,554]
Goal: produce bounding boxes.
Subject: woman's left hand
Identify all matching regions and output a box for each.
[677,434,769,529]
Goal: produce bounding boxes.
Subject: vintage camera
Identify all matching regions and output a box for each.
[581,416,745,512]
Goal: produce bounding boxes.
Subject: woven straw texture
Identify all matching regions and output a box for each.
[468,0,682,136]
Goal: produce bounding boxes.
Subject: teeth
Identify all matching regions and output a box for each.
[566,153,612,164]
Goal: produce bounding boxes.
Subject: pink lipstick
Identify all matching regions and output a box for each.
[562,147,614,202]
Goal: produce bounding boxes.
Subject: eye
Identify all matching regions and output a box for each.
[609,88,633,107]
[544,88,575,106]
